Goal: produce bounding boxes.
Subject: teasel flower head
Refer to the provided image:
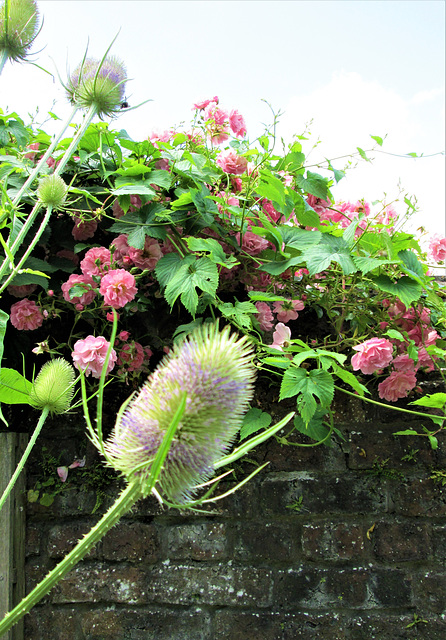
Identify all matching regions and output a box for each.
[0,0,40,63]
[37,174,67,210]
[65,56,127,118]
[103,323,256,503]
[29,358,76,414]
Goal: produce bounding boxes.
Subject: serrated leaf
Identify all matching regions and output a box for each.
[155,252,183,288]
[398,249,425,279]
[280,367,334,423]
[295,171,329,200]
[371,275,422,308]
[301,235,357,276]
[293,409,332,446]
[353,256,396,275]
[239,408,272,440]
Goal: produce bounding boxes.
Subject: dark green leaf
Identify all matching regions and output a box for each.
[239,408,272,440]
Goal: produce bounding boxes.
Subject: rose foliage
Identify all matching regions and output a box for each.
[0,97,445,448]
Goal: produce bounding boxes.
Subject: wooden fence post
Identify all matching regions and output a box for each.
[0,433,27,640]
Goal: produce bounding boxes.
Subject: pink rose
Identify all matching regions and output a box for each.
[261,199,282,223]
[128,237,163,271]
[99,269,137,309]
[112,195,142,219]
[61,274,97,306]
[10,299,44,331]
[193,96,219,110]
[255,302,274,332]
[236,229,270,256]
[117,341,145,372]
[428,234,446,263]
[273,299,305,323]
[24,142,40,161]
[392,354,416,372]
[72,217,98,241]
[80,247,113,277]
[111,234,133,267]
[351,337,394,375]
[72,336,117,378]
[7,284,37,298]
[271,323,292,351]
[216,149,248,175]
[378,370,417,402]
[229,109,247,137]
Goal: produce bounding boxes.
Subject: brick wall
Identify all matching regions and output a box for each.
[23,385,446,640]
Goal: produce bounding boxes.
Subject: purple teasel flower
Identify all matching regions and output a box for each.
[102,323,256,504]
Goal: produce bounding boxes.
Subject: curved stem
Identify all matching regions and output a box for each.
[334,385,445,422]
[0,406,50,513]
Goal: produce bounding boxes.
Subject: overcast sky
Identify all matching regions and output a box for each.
[1,0,445,239]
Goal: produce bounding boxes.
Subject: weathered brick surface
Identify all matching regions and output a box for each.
[23,389,446,639]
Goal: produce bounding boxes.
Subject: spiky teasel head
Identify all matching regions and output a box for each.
[103,323,256,503]
[65,56,127,118]
[0,0,40,63]
[29,358,76,414]
[37,175,67,210]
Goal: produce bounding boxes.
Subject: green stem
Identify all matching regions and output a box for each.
[0,49,8,76]
[0,481,141,637]
[11,105,79,206]
[0,204,52,295]
[0,406,50,513]
[0,104,98,285]
[0,390,185,636]
[334,385,446,422]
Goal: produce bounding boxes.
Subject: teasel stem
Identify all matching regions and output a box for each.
[0,405,49,513]
[0,394,184,636]
[0,204,51,294]
[11,105,79,205]
[0,47,7,75]
[0,103,97,288]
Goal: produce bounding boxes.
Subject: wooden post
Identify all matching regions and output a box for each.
[0,433,27,640]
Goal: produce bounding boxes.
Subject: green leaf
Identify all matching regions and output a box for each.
[410,393,446,410]
[186,236,237,268]
[146,170,171,189]
[239,408,272,441]
[333,366,368,396]
[279,226,322,250]
[398,249,425,279]
[112,184,156,197]
[371,275,422,308]
[260,356,292,369]
[0,368,33,405]
[384,329,405,341]
[301,234,357,276]
[216,299,257,329]
[280,367,334,424]
[295,171,330,200]
[163,255,218,316]
[428,435,438,450]
[393,429,419,436]
[353,256,396,275]
[248,291,289,303]
[155,252,183,288]
[370,135,384,146]
[256,170,287,210]
[293,409,332,446]
[357,147,370,161]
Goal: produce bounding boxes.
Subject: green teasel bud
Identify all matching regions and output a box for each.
[37,174,67,210]
[66,56,127,118]
[30,358,76,414]
[0,0,40,63]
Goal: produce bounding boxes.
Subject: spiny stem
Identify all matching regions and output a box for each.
[11,105,79,206]
[0,48,8,76]
[0,104,98,285]
[0,204,52,295]
[0,406,50,512]
[0,481,141,637]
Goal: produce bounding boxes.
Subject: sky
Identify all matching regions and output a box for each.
[1,0,445,241]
